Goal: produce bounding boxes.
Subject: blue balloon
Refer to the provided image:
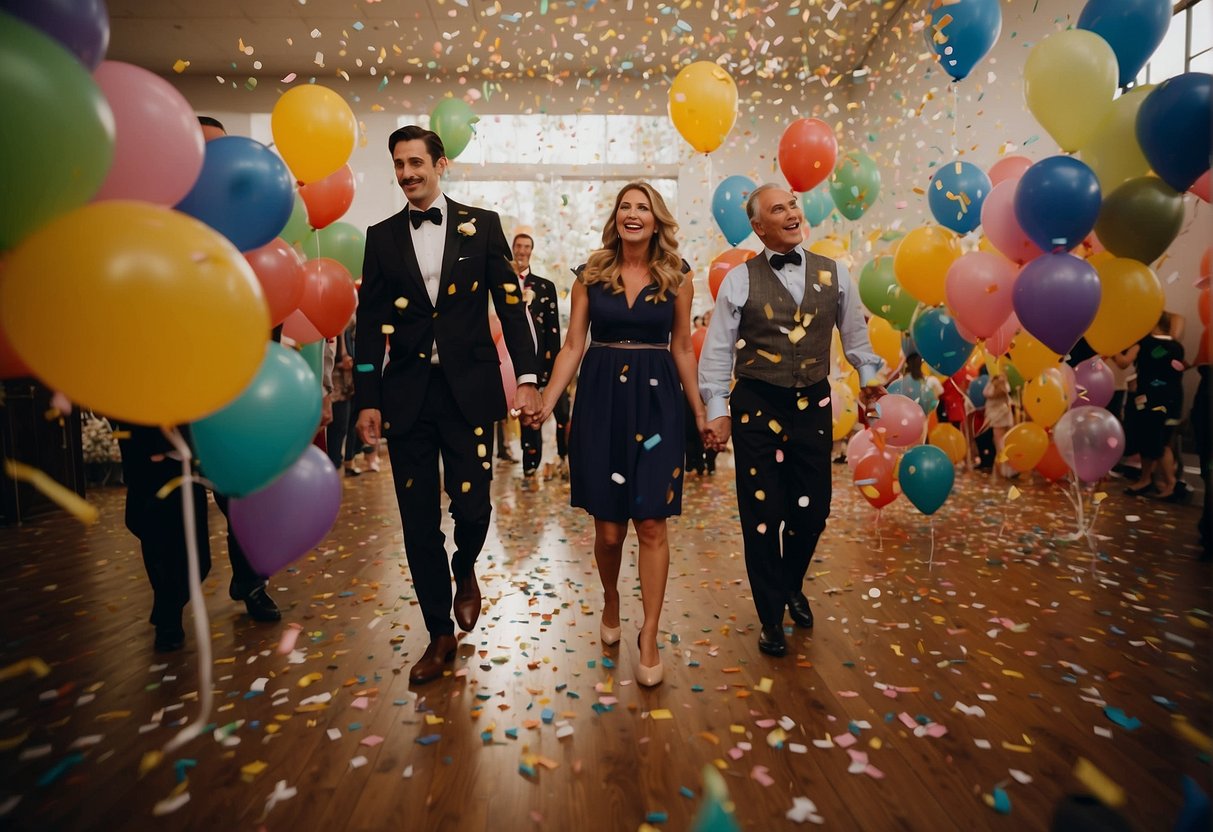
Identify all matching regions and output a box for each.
[176,136,295,252]
[890,376,938,416]
[967,375,987,409]
[1136,72,1213,193]
[926,0,1002,81]
[898,445,955,516]
[1013,156,1102,254]
[800,183,834,227]
[1077,0,1171,88]
[911,307,974,377]
[928,160,991,234]
[712,175,755,246]
[193,343,322,497]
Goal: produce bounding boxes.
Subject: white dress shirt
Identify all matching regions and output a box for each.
[698,245,883,421]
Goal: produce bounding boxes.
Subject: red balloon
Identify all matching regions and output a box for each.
[298,258,357,339]
[691,326,707,359]
[853,448,900,508]
[778,118,838,192]
[1199,287,1210,327]
[244,238,306,326]
[709,248,757,299]
[1035,441,1070,482]
[299,164,355,230]
[1192,170,1211,204]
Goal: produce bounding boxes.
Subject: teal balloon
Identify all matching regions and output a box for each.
[280,193,310,249]
[302,221,366,278]
[193,343,322,497]
[858,256,917,331]
[299,340,324,383]
[911,306,974,376]
[898,444,954,515]
[829,150,881,220]
[430,97,479,160]
[889,376,938,416]
[0,11,115,249]
[800,183,834,227]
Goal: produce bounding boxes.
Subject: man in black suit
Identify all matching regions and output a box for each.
[512,233,563,484]
[354,125,542,684]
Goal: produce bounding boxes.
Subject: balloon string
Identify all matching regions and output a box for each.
[874,508,883,552]
[928,516,936,570]
[161,426,214,754]
[950,82,959,158]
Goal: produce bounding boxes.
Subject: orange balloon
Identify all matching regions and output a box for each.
[853,448,900,508]
[298,257,356,339]
[691,326,708,359]
[244,238,306,326]
[929,423,966,464]
[1201,246,1211,279]
[1035,441,1070,482]
[709,248,756,300]
[778,118,838,192]
[299,164,355,230]
[894,225,961,307]
[868,315,902,369]
[1196,327,1209,366]
[1200,286,1210,328]
[1003,422,1049,472]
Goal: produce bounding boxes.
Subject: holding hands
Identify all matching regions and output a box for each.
[702,414,730,452]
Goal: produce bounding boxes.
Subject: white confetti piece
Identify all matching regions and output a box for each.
[152,792,190,816]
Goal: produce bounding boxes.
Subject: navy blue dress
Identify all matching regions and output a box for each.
[569,280,685,523]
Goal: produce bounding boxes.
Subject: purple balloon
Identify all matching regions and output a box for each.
[228,445,341,575]
[1053,405,1125,483]
[1012,253,1101,355]
[1073,357,1114,408]
[0,0,109,70]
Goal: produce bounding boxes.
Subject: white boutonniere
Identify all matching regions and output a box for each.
[523,288,535,304]
[457,218,477,237]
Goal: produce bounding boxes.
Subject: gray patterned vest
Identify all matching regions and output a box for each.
[735,251,838,388]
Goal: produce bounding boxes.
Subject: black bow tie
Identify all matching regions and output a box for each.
[410,206,442,229]
[770,250,802,271]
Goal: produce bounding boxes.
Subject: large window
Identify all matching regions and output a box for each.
[1136,0,1210,82]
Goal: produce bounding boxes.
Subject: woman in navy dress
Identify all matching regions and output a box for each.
[530,182,707,686]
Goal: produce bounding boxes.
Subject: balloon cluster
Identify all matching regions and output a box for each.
[0,7,366,571]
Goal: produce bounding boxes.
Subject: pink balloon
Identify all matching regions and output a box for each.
[944,251,1017,340]
[93,61,205,206]
[1191,170,1211,203]
[981,180,1045,265]
[282,308,323,345]
[1054,363,1078,406]
[988,155,1032,186]
[245,238,306,326]
[1053,405,1125,483]
[1073,357,1114,408]
[496,336,516,404]
[846,428,878,472]
[869,393,925,447]
[986,311,1019,356]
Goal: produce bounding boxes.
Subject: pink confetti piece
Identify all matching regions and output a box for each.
[834,733,857,748]
[864,764,886,779]
[837,690,860,697]
[899,712,919,729]
[727,747,745,760]
[751,765,775,787]
[351,696,370,710]
[360,735,384,747]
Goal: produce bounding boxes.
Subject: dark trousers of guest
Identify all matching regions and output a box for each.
[975,429,996,469]
[730,377,831,627]
[386,367,493,636]
[327,399,352,468]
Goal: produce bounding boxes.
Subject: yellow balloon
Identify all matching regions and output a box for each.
[830,381,858,441]
[1007,328,1061,379]
[668,61,738,153]
[1024,29,1118,153]
[1003,422,1049,472]
[271,85,356,184]
[1086,250,1115,270]
[1023,370,1068,428]
[977,235,999,256]
[1085,256,1165,355]
[1079,84,1155,193]
[844,367,861,400]
[929,423,966,464]
[809,237,847,259]
[893,225,961,307]
[868,315,902,370]
[0,202,269,425]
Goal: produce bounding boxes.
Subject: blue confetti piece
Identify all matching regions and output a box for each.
[505,728,519,739]
[1152,695,1178,711]
[356,363,376,372]
[602,657,615,669]
[643,434,662,451]
[1104,706,1141,731]
[691,685,704,693]
[173,758,197,783]
[416,734,441,745]
[352,21,364,30]
[541,708,555,724]
[680,787,695,799]
[646,811,669,824]
[992,786,1012,814]
[36,753,84,787]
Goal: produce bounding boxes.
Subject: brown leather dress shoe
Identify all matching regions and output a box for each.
[408,634,458,684]
[453,571,482,631]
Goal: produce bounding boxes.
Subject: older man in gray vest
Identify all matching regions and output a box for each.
[699,183,885,658]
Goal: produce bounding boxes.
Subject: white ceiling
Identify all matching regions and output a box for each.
[106,0,912,84]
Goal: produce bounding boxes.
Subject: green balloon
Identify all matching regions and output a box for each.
[1093,176,1184,265]
[858,255,918,331]
[0,12,115,250]
[430,98,479,160]
[299,341,324,387]
[302,221,365,278]
[1003,362,1025,393]
[829,150,881,221]
[279,193,310,249]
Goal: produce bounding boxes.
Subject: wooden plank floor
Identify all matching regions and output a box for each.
[0,452,1209,831]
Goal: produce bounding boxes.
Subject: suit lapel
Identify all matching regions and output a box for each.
[438,199,466,306]
[387,210,432,308]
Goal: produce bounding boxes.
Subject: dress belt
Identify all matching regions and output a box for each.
[589,340,669,350]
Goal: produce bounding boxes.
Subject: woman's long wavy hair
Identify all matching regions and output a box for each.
[579,182,684,302]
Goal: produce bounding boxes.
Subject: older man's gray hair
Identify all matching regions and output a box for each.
[745,183,788,222]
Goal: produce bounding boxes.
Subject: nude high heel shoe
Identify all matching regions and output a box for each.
[600,618,622,646]
[635,633,663,687]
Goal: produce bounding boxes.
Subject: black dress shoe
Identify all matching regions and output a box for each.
[758,625,787,657]
[154,626,185,652]
[788,593,815,629]
[409,634,458,684]
[242,585,282,622]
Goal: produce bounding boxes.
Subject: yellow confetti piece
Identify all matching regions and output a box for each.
[755,677,773,693]
[5,460,98,524]
[172,59,190,73]
[788,326,806,345]
[381,324,395,335]
[139,750,163,777]
[297,673,323,688]
[1001,742,1032,753]
[0,657,51,682]
[869,737,883,750]
[426,715,445,725]
[729,724,746,734]
[1007,485,1021,501]
[1173,715,1213,752]
[756,349,782,364]
[95,711,131,722]
[1001,669,1024,679]
[766,727,787,747]
[394,297,409,309]
[649,709,673,720]
[1074,757,1125,807]
[0,729,31,752]
[768,419,783,434]
[154,477,185,500]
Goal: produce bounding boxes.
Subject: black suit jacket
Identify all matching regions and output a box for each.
[523,272,560,386]
[353,198,540,437]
